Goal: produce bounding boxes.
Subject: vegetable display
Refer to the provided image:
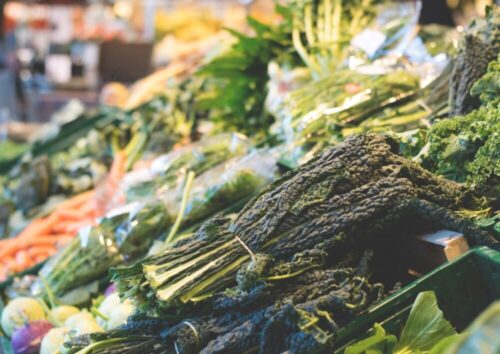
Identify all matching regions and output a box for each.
[103,135,496,353]
[0,3,498,354]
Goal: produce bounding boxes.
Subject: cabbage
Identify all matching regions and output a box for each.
[50,306,79,324]
[64,311,102,335]
[96,293,134,330]
[11,321,53,354]
[1,298,47,336]
[40,327,70,354]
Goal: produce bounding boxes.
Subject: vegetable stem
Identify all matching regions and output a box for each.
[40,275,57,309]
[91,307,110,321]
[165,171,196,245]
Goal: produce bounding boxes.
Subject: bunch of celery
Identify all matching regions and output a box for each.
[287,0,381,76]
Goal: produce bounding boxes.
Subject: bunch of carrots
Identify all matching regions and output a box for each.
[0,151,127,281]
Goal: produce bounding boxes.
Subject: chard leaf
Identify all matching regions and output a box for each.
[427,334,463,354]
[345,323,397,354]
[395,291,456,353]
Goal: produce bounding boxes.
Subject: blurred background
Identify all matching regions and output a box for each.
[0,0,493,128]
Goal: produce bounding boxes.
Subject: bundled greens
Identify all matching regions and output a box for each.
[113,134,497,318]
[126,133,251,202]
[196,14,295,137]
[292,71,419,141]
[65,252,388,354]
[449,6,499,117]
[161,149,279,232]
[409,54,500,207]
[36,202,169,297]
[273,69,420,167]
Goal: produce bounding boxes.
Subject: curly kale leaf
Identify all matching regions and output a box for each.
[423,105,499,204]
[467,131,500,202]
[471,54,500,106]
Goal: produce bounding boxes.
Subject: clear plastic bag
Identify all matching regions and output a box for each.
[123,132,251,202]
[35,200,168,297]
[161,148,280,229]
[349,1,423,62]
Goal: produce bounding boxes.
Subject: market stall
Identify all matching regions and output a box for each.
[0,1,498,353]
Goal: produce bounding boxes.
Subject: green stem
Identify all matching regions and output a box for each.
[91,307,110,321]
[325,0,332,44]
[317,2,325,43]
[76,338,129,354]
[40,275,57,309]
[36,298,62,327]
[165,171,196,245]
[293,26,313,71]
[332,0,342,58]
[304,3,316,47]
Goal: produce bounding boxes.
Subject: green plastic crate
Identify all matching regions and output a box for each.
[334,246,500,352]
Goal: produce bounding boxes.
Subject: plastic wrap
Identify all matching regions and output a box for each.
[349,1,422,63]
[35,201,168,297]
[36,217,124,297]
[123,133,251,202]
[273,69,420,167]
[161,148,279,229]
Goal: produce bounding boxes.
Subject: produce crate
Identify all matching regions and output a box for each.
[334,246,500,352]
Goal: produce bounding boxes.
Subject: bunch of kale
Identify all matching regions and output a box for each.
[64,253,386,354]
[66,134,497,353]
[411,54,500,207]
[449,6,499,117]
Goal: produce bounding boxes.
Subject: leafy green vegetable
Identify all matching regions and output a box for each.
[113,135,496,315]
[416,105,499,206]
[344,291,457,354]
[395,292,456,353]
[37,202,169,297]
[449,6,499,116]
[470,54,500,106]
[196,14,295,137]
[344,323,397,354]
[287,0,380,76]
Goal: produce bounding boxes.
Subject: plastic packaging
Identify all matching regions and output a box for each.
[35,201,168,297]
[123,132,251,202]
[161,148,280,229]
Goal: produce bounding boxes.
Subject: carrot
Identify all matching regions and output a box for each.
[15,250,30,270]
[28,246,56,259]
[54,190,94,211]
[109,150,127,183]
[53,209,84,222]
[34,254,48,263]
[16,214,59,240]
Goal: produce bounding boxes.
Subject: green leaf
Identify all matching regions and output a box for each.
[428,334,463,354]
[247,16,272,37]
[395,291,456,353]
[345,323,397,354]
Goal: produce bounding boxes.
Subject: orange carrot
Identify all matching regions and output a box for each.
[15,250,29,269]
[16,214,59,240]
[53,209,84,222]
[55,190,94,211]
[28,246,56,259]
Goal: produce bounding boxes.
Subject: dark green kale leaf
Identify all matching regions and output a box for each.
[449,6,499,116]
[470,54,500,106]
